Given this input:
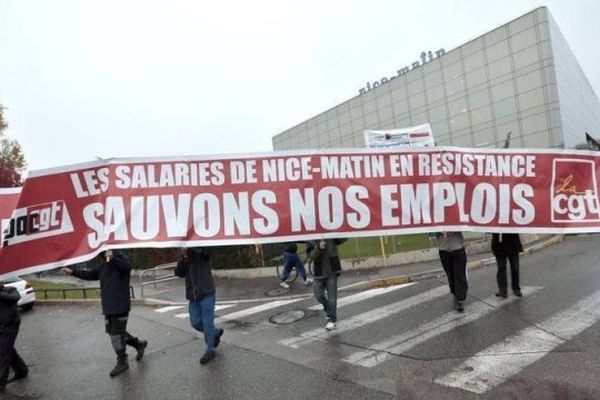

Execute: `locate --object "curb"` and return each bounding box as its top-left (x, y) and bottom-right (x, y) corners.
top-left (356, 234), bottom-right (564, 289)
top-left (35, 297), bottom-right (184, 308)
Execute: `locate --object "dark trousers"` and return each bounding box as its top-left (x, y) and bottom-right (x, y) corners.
top-left (439, 248), bottom-right (468, 302)
top-left (105, 314), bottom-right (142, 360)
top-left (0, 332), bottom-right (28, 388)
top-left (496, 254), bottom-right (521, 294)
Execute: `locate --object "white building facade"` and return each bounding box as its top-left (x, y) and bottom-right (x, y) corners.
top-left (272, 7), bottom-right (600, 151)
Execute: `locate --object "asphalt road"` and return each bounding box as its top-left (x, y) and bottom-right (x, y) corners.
top-left (8, 235), bottom-right (600, 399)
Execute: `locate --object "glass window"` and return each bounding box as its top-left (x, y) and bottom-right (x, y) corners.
top-left (518, 87), bottom-right (545, 111)
top-left (395, 116), bottom-right (411, 128)
top-left (350, 105), bottom-right (363, 120)
top-left (426, 84), bottom-right (445, 104)
top-left (469, 88), bottom-right (491, 109)
top-left (540, 41), bottom-right (553, 60)
top-left (466, 67), bottom-right (487, 88)
top-left (449, 112), bottom-right (469, 130)
top-left (441, 49), bottom-right (462, 66)
top-left (338, 110), bottom-right (351, 124)
top-left (473, 127), bottom-right (496, 146)
top-left (486, 40), bottom-right (509, 63)
top-left (452, 133), bottom-right (473, 147)
top-left (376, 92), bottom-right (392, 108)
top-left (448, 96), bottom-right (468, 116)
top-left (548, 109), bottom-right (561, 129)
top-left (496, 119), bottom-right (519, 142)
top-left (391, 86), bottom-right (407, 103)
top-left (462, 38), bottom-right (483, 57)
top-left (538, 22), bottom-right (550, 41)
top-left (484, 26), bottom-right (508, 47)
top-left (411, 111), bottom-right (428, 125)
top-left (431, 119), bottom-right (449, 136)
top-left (364, 111), bottom-right (379, 127)
top-left (407, 79), bottom-right (424, 96)
top-left (424, 70), bottom-right (443, 89)
top-left (508, 13), bottom-right (535, 35)
top-left (523, 131), bottom-right (550, 147)
top-left (516, 69), bottom-right (543, 93)
top-left (463, 51), bottom-right (485, 72)
top-left (393, 102), bottom-right (410, 119)
top-left (491, 80), bottom-right (516, 102)
top-left (443, 62), bottom-right (463, 83)
top-left (510, 27), bottom-right (538, 53)
top-left (488, 58), bottom-right (512, 80)
top-left (378, 106), bottom-right (394, 123)
top-left (471, 105), bottom-right (493, 126)
top-left (493, 97), bottom-right (518, 118)
top-left (513, 45), bottom-right (540, 70)
top-left (429, 104), bottom-right (448, 122)
top-left (362, 99), bottom-right (377, 115)
top-left (327, 117), bottom-right (339, 131)
top-left (445, 77), bottom-right (466, 96)
top-left (409, 92), bottom-right (426, 110)
top-left (422, 59), bottom-right (441, 75)
top-left (521, 112), bottom-right (548, 135)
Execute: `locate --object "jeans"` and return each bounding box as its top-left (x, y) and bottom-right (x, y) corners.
top-left (281, 251), bottom-right (308, 281)
top-left (189, 292), bottom-right (219, 352)
top-left (313, 274), bottom-right (338, 323)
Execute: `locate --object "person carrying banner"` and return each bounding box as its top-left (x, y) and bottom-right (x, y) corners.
top-left (308, 238), bottom-right (347, 330)
top-left (0, 281), bottom-right (28, 393)
top-left (61, 250), bottom-right (148, 377)
top-left (279, 242), bottom-right (313, 289)
top-left (174, 247), bottom-right (224, 365)
top-left (436, 232), bottom-right (468, 312)
top-left (491, 233), bottom-right (523, 298)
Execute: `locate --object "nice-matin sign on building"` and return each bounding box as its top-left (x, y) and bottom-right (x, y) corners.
top-left (1, 146), bottom-right (600, 277)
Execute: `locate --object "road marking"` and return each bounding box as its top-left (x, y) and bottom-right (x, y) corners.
top-left (217, 298), bottom-right (305, 323)
top-left (279, 285), bottom-right (450, 348)
top-left (155, 306), bottom-right (186, 313)
top-left (435, 288), bottom-right (600, 394)
top-left (308, 283), bottom-right (416, 311)
top-left (175, 313), bottom-right (189, 319)
top-left (344, 286), bottom-right (542, 367)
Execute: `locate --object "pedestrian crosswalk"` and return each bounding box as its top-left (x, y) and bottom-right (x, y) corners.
top-left (152, 281), bottom-right (600, 395)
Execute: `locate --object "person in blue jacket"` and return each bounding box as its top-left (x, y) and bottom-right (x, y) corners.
top-left (62, 250), bottom-right (147, 377)
top-left (175, 247), bottom-right (224, 365)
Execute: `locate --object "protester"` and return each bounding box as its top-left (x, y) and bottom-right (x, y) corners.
top-left (492, 233), bottom-right (523, 298)
top-left (308, 238), bottom-right (347, 330)
top-left (61, 250), bottom-right (148, 377)
top-left (279, 242), bottom-right (313, 289)
top-left (175, 247), bottom-right (223, 365)
top-left (436, 232), bottom-right (468, 312)
top-left (0, 281), bottom-right (28, 393)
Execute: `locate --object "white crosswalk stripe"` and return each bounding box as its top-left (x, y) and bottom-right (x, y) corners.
top-left (344, 286), bottom-right (542, 367)
top-left (435, 288), bottom-right (600, 394)
top-left (216, 298), bottom-right (305, 323)
top-left (308, 283), bottom-right (415, 311)
top-left (154, 305), bottom-right (185, 313)
top-left (279, 285), bottom-right (450, 348)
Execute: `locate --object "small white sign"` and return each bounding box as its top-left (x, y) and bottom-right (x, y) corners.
top-left (364, 123), bottom-right (435, 149)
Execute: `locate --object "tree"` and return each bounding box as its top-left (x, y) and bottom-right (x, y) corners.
top-left (0, 103), bottom-right (27, 187)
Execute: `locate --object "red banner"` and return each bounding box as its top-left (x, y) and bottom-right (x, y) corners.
top-left (1, 147), bottom-right (599, 277)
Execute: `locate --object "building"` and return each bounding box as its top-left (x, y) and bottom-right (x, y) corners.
top-left (272, 7), bottom-right (600, 151)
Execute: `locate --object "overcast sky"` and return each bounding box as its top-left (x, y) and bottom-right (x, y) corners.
top-left (1, 0), bottom-right (599, 173)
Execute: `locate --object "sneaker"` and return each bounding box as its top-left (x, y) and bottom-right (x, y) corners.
top-left (135, 340), bottom-right (148, 361)
top-left (214, 328), bottom-right (224, 348)
top-left (280, 281), bottom-right (290, 289)
top-left (456, 301), bottom-right (465, 313)
top-left (200, 350), bottom-right (216, 365)
top-left (325, 321), bottom-right (336, 330)
top-left (304, 277), bottom-right (314, 286)
top-left (495, 292), bottom-right (508, 299)
top-left (514, 290), bottom-right (523, 297)
top-left (8, 369), bottom-right (28, 383)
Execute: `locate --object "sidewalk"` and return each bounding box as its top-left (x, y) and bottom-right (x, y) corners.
top-left (29, 235), bottom-right (563, 306)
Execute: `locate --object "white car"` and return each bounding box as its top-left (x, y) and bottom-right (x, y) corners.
top-left (4, 276), bottom-right (36, 311)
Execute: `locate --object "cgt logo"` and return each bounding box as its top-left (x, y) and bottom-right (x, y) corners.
top-left (1, 200), bottom-right (74, 247)
top-left (551, 159), bottom-right (600, 222)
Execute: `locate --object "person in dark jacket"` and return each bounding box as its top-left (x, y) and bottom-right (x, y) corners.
top-left (175, 247), bottom-right (223, 364)
top-left (62, 250), bottom-right (148, 377)
top-left (0, 281), bottom-right (28, 393)
top-left (279, 242), bottom-right (313, 289)
top-left (308, 238), bottom-right (347, 330)
top-left (492, 233), bottom-right (523, 298)
top-left (436, 232), bottom-right (468, 312)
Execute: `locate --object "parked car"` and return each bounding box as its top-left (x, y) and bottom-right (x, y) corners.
top-left (4, 276), bottom-right (36, 311)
